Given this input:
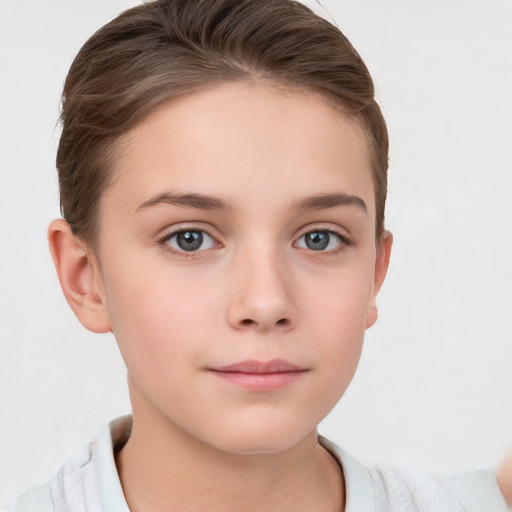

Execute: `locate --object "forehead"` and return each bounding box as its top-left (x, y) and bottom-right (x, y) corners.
top-left (104, 82), bottom-right (375, 220)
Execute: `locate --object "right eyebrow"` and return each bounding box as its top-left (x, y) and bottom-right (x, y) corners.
top-left (136, 192), bottom-right (231, 212)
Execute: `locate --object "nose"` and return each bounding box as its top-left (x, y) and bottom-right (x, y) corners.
top-left (226, 248), bottom-right (295, 332)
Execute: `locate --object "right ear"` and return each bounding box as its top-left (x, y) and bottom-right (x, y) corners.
top-left (48, 219), bottom-right (111, 333)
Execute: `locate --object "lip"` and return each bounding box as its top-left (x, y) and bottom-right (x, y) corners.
top-left (210, 359), bottom-right (308, 392)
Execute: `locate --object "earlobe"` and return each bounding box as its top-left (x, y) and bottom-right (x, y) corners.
top-left (365, 230), bottom-right (393, 329)
top-left (48, 219), bottom-right (112, 333)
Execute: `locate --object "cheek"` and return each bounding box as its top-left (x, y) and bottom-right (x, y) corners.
top-left (303, 260), bottom-right (375, 334)
top-left (301, 264), bottom-right (374, 381)
top-left (102, 261), bottom-right (220, 371)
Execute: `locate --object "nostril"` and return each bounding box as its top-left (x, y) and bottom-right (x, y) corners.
top-left (239, 318), bottom-right (289, 327)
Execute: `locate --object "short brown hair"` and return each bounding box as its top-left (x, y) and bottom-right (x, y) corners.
top-left (57, 0), bottom-right (388, 243)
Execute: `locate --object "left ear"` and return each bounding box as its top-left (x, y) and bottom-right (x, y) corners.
top-left (365, 230), bottom-right (393, 329)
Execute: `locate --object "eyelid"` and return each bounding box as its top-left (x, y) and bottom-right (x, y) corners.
top-left (157, 223), bottom-right (223, 256)
top-left (293, 224), bottom-right (353, 252)
top-left (294, 223), bottom-right (351, 241)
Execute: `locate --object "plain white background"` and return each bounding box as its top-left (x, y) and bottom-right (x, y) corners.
top-left (0, 0), bottom-right (511, 505)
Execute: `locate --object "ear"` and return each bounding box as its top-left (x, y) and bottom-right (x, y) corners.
top-left (365, 230), bottom-right (393, 329)
top-left (48, 219), bottom-right (112, 333)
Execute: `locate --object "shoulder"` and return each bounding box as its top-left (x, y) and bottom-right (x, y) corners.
top-left (7, 416), bottom-right (132, 512)
top-left (370, 463), bottom-right (509, 512)
top-left (319, 436), bottom-right (509, 512)
top-left (7, 439), bottom-right (98, 512)
top-left (7, 483), bottom-right (52, 512)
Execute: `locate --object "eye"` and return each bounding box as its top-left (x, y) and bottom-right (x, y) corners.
top-left (164, 229), bottom-right (217, 252)
top-left (295, 230), bottom-right (345, 252)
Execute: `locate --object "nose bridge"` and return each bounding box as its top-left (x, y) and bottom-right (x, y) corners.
top-left (227, 238), bottom-right (294, 331)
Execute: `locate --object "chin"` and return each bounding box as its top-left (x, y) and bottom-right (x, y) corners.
top-left (201, 418), bottom-right (316, 456)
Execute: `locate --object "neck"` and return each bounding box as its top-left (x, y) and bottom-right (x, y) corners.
top-left (116, 391), bottom-right (344, 512)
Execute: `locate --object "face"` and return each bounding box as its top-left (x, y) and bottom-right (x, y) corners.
top-left (91, 82), bottom-right (390, 455)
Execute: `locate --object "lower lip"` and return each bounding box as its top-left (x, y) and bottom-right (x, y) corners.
top-left (211, 370), bottom-right (306, 392)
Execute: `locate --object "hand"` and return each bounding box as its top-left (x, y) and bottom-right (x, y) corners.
top-left (497, 451), bottom-right (512, 506)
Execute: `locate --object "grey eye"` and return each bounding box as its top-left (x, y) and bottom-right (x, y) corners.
top-left (296, 230), bottom-right (342, 251)
top-left (167, 230), bottom-right (215, 252)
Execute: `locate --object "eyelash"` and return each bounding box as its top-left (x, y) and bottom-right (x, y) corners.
top-left (157, 226), bottom-right (352, 258)
top-left (294, 227), bottom-right (352, 255)
top-left (158, 227), bottom-right (220, 258)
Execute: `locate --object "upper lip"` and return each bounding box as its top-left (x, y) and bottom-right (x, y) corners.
top-left (213, 359), bottom-right (304, 373)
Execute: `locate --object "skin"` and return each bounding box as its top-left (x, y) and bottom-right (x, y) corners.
top-left (49, 82), bottom-right (392, 512)
top-left (498, 453), bottom-right (512, 505)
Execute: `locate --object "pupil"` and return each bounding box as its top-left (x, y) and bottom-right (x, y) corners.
top-left (177, 231), bottom-right (203, 251)
top-left (306, 231), bottom-right (329, 250)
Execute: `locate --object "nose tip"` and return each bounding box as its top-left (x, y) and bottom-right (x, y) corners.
top-left (226, 256), bottom-right (295, 332)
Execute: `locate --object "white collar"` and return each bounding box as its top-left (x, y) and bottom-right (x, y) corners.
top-left (97, 416), bottom-right (131, 511)
top-left (96, 417), bottom-right (375, 512)
top-left (319, 436), bottom-right (376, 512)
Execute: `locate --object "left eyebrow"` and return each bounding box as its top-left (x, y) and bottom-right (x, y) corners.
top-left (294, 193), bottom-right (367, 213)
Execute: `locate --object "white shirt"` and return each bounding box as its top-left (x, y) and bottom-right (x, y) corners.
top-left (9, 416), bottom-right (509, 512)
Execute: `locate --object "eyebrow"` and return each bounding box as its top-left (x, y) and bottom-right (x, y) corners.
top-left (136, 191), bottom-right (367, 214)
top-left (136, 192), bottom-right (231, 212)
top-left (294, 193), bottom-right (367, 213)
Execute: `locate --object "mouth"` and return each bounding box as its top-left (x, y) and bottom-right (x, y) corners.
top-left (209, 359), bottom-right (308, 392)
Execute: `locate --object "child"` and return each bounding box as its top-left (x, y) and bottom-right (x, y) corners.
top-left (7, 0), bottom-right (511, 510)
